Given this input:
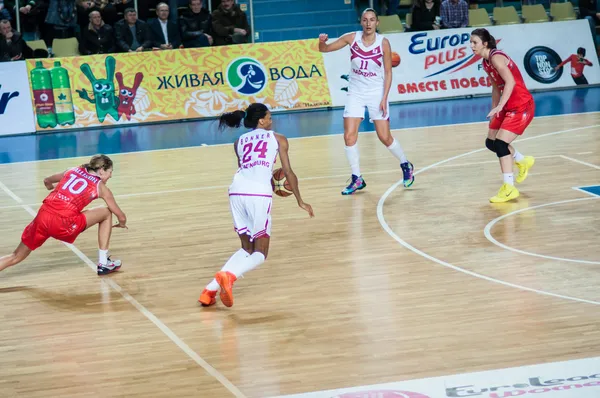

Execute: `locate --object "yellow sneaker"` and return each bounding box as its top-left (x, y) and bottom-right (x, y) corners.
top-left (515, 156), bottom-right (535, 184)
top-left (489, 183), bottom-right (520, 203)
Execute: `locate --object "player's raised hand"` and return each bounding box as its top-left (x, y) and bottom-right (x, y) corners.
top-left (318, 34), bottom-right (329, 43)
top-left (299, 201), bottom-right (315, 218)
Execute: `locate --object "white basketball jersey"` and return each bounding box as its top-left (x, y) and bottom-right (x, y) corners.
top-left (229, 128), bottom-right (279, 196)
top-left (348, 31), bottom-right (385, 94)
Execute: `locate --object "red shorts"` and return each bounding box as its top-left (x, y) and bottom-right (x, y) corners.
top-left (489, 99), bottom-right (535, 135)
top-left (21, 208), bottom-right (87, 250)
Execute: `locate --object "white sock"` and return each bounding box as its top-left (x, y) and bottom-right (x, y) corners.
top-left (230, 252), bottom-right (265, 278)
top-left (205, 248), bottom-right (249, 291)
top-left (98, 249), bottom-right (108, 266)
top-left (344, 144), bottom-right (361, 177)
top-left (503, 173), bottom-right (514, 185)
top-left (513, 149), bottom-right (525, 162)
top-left (387, 139), bottom-right (408, 164)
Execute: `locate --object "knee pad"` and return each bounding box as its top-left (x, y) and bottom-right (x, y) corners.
top-left (485, 138), bottom-right (496, 153)
top-left (494, 139), bottom-right (510, 158)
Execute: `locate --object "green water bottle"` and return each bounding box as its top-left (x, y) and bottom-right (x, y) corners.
top-left (30, 60), bottom-right (57, 128)
top-left (50, 61), bottom-right (76, 126)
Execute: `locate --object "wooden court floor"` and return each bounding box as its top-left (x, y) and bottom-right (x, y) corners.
top-left (0, 112), bottom-right (599, 397)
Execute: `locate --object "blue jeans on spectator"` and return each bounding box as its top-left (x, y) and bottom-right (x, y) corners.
top-left (386, 0), bottom-right (400, 15)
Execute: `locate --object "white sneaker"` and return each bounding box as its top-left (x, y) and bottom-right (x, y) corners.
top-left (97, 257), bottom-right (122, 275)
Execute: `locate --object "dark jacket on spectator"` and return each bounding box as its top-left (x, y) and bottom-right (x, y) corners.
top-left (0, 30), bottom-right (31, 61)
top-left (179, 7), bottom-right (211, 48)
top-left (114, 19), bottom-right (153, 52)
top-left (147, 17), bottom-right (181, 48)
top-left (411, 0), bottom-right (440, 31)
top-left (211, 3), bottom-right (250, 46)
top-left (78, 22), bottom-right (116, 54)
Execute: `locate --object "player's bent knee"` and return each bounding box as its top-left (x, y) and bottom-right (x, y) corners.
top-left (485, 138), bottom-right (496, 153)
top-left (494, 139), bottom-right (510, 158)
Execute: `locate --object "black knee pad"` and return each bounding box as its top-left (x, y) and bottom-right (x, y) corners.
top-left (494, 139), bottom-right (510, 158)
top-left (485, 138), bottom-right (496, 153)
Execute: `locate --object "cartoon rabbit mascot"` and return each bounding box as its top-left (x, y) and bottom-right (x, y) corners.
top-left (76, 56), bottom-right (120, 123)
top-left (116, 72), bottom-right (144, 121)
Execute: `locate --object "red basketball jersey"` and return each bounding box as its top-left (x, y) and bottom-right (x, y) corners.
top-left (482, 49), bottom-right (532, 110)
top-left (42, 167), bottom-right (101, 216)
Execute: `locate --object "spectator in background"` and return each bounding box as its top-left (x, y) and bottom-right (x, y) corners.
top-left (19, 0), bottom-right (48, 41)
top-left (148, 2), bottom-right (181, 49)
top-left (411, 0), bottom-right (440, 31)
top-left (180, 0), bottom-right (212, 48)
top-left (440, 0), bottom-right (468, 29)
top-left (578, 0), bottom-right (599, 47)
top-left (44, 0), bottom-right (78, 48)
top-left (0, 19), bottom-right (31, 61)
top-left (0, 0), bottom-right (12, 21)
top-left (211, 0), bottom-right (250, 46)
top-left (114, 7), bottom-right (153, 52)
top-left (78, 10), bottom-right (115, 54)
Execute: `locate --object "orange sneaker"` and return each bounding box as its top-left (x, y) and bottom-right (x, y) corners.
top-left (198, 289), bottom-right (217, 306)
top-left (215, 271), bottom-right (237, 307)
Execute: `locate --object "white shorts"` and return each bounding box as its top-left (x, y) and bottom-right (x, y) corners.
top-left (343, 92), bottom-right (389, 122)
top-left (229, 194), bottom-right (272, 241)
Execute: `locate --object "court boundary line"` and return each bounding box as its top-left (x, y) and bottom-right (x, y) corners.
top-left (377, 123), bottom-right (600, 307)
top-left (0, 179), bottom-right (248, 398)
top-left (0, 111), bottom-right (598, 167)
top-left (483, 196), bottom-right (600, 266)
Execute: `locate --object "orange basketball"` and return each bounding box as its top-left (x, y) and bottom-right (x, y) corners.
top-left (392, 52), bottom-right (401, 67)
top-left (271, 168), bottom-right (293, 197)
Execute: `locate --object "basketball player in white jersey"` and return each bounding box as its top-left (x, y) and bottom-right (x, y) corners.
top-left (199, 103), bottom-right (314, 308)
top-left (318, 8), bottom-right (414, 195)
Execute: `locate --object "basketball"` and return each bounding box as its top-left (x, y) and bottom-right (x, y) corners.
top-left (271, 168), bottom-right (293, 197)
top-left (392, 52), bottom-right (401, 67)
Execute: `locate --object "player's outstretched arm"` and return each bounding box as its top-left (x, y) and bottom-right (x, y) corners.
top-left (318, 32), bottom-right (354, 53)
top-left (98, 182), bottom-right (128, 228)
top-left (43, 171), bottom-right (66, 190)
top-left (275, 133), bottom-right (314, 218)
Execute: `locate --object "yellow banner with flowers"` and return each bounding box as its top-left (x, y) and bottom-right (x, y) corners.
top-left (26, 40), bottom-right (332, 131)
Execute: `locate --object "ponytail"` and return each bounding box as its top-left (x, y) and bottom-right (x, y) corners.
top-left (218, 103), bottom-right (270, 130)
top-left (471, 28), bottom-right (497, 50)
top-left (82, 154), bottom-right (113, 172)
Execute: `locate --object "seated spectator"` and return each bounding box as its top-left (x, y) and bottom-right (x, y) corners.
top-left (79, 10), bottom-right (115, 54)
top-left (114, 7), bottom-right (153, 52)
top-left (0, 19), bottom-right (31, 61)
top-left (180, 0), bottom-right (212, 48)
top-left (19, 0), bottom-right (48, 41)
top-left (411, 0), bottom-right (440, 31)
top-left (440, 0), bottom-right (468, 29)
top-left (148, 2), bottom-right (181, 49)
top-left (211, 0), bottom-right (250, 46)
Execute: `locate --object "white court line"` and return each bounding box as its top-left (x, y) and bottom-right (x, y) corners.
top-left (0, 180), bottom-right (247, 398)
top-left (0, 156), bottom-right (564, 212)
top-left (560, 155), bottom-right (600, 170)
top-left (483, 196), bottom-right (600, 265)
top-left (377, 123), bottom-right (600, 307)
top-left (0, 111), bottom-right (598, 167)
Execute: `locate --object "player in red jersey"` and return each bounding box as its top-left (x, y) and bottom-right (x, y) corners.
top-left (555, 47), bottom-right (593, 86)
top-left (470, 28), bottom-right (536, 203)
top-left (0, 154), bottom-right (128, 276)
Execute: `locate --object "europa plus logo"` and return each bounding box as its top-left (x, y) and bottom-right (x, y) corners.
top-left (226, 57), bottom-right (268, 95)
top-left (0, 84), bottom-right (19, 115)
top-left (523, 46), bottom-right (563, 84)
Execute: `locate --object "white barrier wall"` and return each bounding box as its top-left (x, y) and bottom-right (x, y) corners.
top-left (323, 20), bottom-right (600, 106)
top-left (0, 61), bottom-right (36, 136)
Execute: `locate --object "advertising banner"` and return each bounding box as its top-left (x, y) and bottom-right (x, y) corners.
top-left (323, 20), bottom-right (600, 107)
top-left (26, 39), bottom-right (331, 131)
top-left (0, 61), bottom-right (36, 136)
